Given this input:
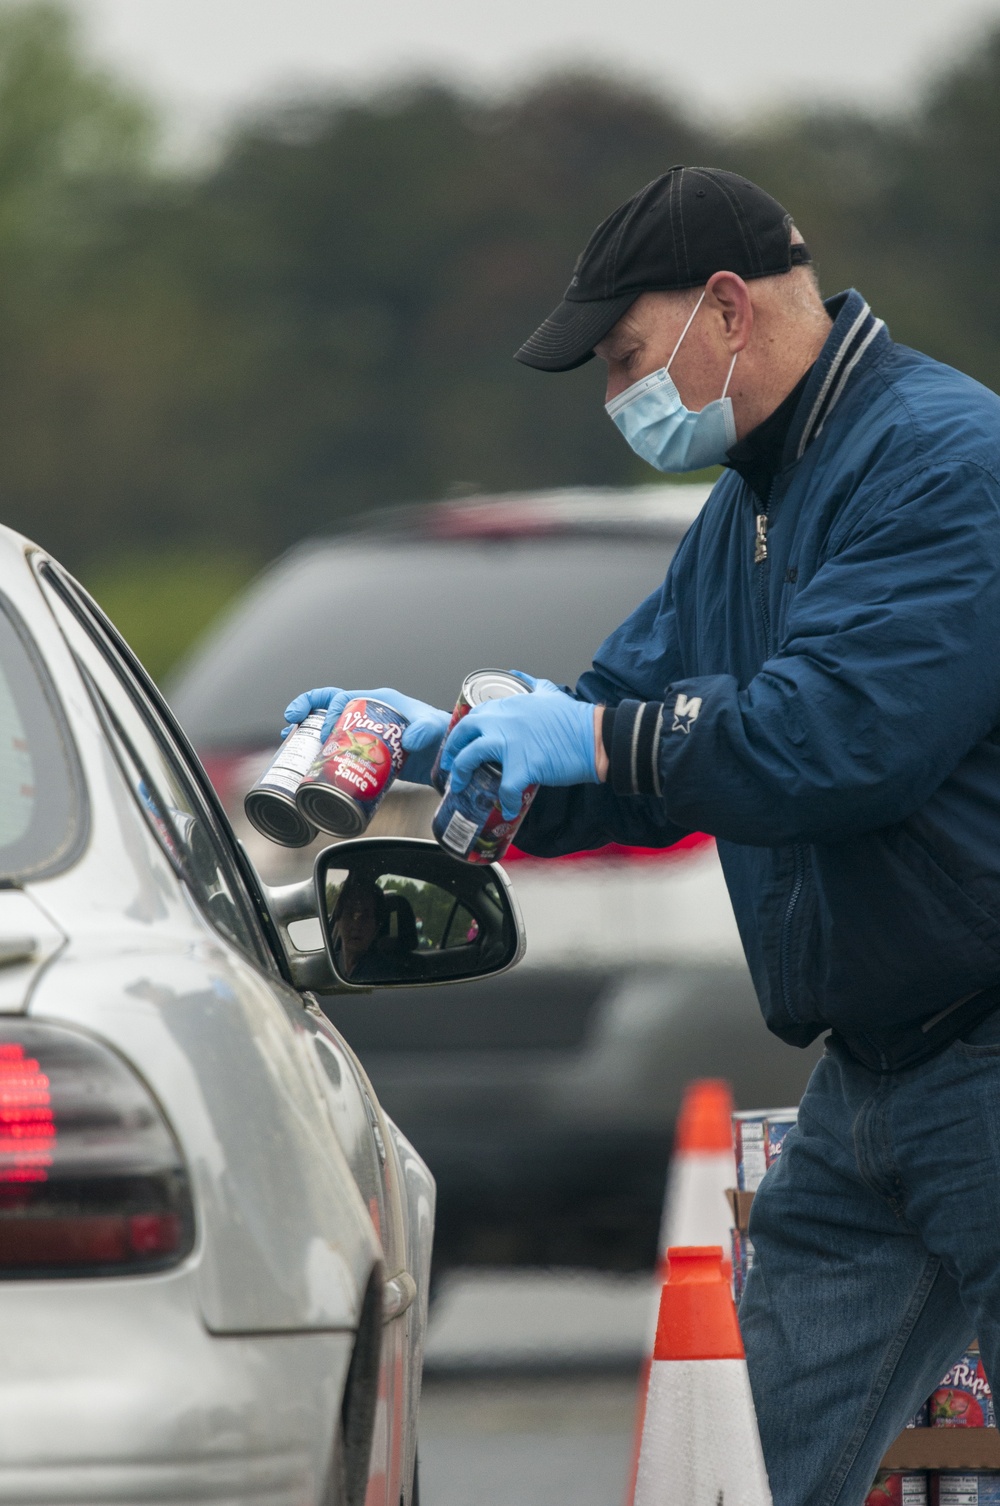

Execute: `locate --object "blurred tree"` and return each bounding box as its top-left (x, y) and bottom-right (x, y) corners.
top-left (0, 1), bottom-right (998, 683)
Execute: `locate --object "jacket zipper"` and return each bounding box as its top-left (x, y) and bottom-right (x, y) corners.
top-left (754, 512), bottom-right (768, 564)
top-left (754, 485), bottom-right (773, 656)
top-left (754, 482), bottom-right (805, 1025)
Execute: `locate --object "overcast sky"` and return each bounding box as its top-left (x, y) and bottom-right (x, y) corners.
top-left (65, 0), bottom-right (1000, 149)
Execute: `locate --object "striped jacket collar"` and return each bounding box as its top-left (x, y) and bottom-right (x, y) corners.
top-left (782, 289), bottom-right (889, 469)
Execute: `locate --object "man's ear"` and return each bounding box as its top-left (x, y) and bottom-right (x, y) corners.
top-left (705, 271), bottom-right (753, 352)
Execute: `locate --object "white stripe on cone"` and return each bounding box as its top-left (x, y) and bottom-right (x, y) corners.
top-left (659, 1150), bottom-right (736, 1256)
top-left (634, 1359), bottom-right (772, 1506)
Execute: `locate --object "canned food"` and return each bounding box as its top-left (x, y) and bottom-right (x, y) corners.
top-left (866, 1471), bottom-right (927, 1504)
top-left (296, 697), bottom-right (409, 837)
top-left (930, 1347), bottom-right (995, 1428)
top-left (430, 669), bottom-right (533, 793)
top-left (732, 1107), bottom-right (798, 1191)
top-left (764, 1110), bottom-right (798, 1168)
top-left (732, 1111), bottom-right (768, 1193)
top-left (433, 762), bottom-right (537, 865)
top-left (731, 1228), bottom-right (754, 1303)
top-left (244, 712), bottom-right (325, 847)
top-left (931, 1475), bottom-right (1000, 1505)
top-left (907, 1400), bottom-right (930, 1428)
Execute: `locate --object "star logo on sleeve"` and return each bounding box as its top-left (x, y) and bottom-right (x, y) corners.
top-left (671, 693), bottom-right (702, 734)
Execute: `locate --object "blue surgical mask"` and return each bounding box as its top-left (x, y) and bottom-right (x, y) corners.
top-left (605, 291), bottom-right (738, 472)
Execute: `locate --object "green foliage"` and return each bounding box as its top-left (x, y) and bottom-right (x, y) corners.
top-left (3, 0), bottom-right (1000, 636)
top-left (82, 549), bottom-right (258, 680)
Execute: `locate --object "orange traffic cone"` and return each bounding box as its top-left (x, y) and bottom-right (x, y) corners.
top-left (633, 1246), bottom-right (772, 1506)
top-left (658, 1079), bottom-right (736, 1261)
top-left (625, 1081), bottom-right (736, 1506)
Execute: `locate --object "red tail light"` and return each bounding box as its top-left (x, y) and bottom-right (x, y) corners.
top-left (0, 1021), bottom-right (194, 1276)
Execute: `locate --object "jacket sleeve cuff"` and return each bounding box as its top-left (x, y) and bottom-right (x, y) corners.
top-left (602, 700), bottom-right (664, 796)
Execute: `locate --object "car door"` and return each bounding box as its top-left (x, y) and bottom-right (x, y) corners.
top-left (35, 556), bottom-right (419, 1505)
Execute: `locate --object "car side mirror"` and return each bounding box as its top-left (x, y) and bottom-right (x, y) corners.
top-left (314, 837), bottom-right (525, 991)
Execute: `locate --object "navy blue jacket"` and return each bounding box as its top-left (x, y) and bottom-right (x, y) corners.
top-left (518, 291), bottom-right (1000, 1069)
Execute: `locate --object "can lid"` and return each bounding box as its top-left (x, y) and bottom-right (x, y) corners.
top-left (463, 669), bottom-right (533, 705)
top-left (244, 788), bottom-right (317, 847)
top-left (297, 782), bottom-right (367, 837)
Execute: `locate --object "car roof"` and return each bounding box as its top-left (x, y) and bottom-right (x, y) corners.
top-left (167, 484), bottom-right (715, 749)
top-left (327, 483), bottom-right (713, 547)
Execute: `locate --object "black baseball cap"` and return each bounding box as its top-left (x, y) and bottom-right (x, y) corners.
top-left (515, 166), bottom-right (811, 372)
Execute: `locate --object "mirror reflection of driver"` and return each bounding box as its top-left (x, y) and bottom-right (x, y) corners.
top-left (329, 873), bottom-right (419, 983)
top-left (330, 874), bottom-right (387, 981)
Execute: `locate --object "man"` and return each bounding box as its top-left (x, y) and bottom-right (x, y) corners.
top-left (287, 167), bottom-right (1000, 1504)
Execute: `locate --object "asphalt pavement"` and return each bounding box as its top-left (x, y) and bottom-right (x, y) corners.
top-left (419, 1269), bottom-right (653, 1506)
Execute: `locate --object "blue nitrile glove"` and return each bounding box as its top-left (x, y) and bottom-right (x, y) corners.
top-left (283, 687), bottom-right (450, 787)
top-left (508, 671), bottom-right (565, 696)
top-left (440, 688), bottom-right (599, 819)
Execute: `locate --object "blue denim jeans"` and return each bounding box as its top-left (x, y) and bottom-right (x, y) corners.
top-left (740, 1014), bottom-right (1000, 1506)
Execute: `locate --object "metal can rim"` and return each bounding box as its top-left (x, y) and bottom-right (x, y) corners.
top-left (461, 669), bottom-right (533, 707)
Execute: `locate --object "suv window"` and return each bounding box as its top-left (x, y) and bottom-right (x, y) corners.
top-left (169, 536), bottom-right (682, 749)
top-left (39, 563), bottom-right (276, 972)
top-left (0, 592), bottom-right (85, 880)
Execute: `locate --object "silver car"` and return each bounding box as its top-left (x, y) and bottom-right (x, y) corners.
top-left (0, 524), bottom-right (516, 1505)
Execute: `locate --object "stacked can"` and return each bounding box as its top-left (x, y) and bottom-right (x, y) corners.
top-left (730, 1108), bottom-right (797, 1302)
top-left (245, 698), bottom-right (409, 844)
top-left (297, 696), bottom-right (409, 836)
top-left (731, 1228), bottom-right (753, 1303)
top-left (926, 1346), bottom-right (997, 1503)
top-left (733, 1107), bottom-right (798, 1193)
top-left (765, 1110), bottom-right (798, 1167)
top-left (431, 669), bottom-right (538, 864)
top-left (931, 1479), bottom-right (1000, 1505)
top-left (931, 1347), bottom-right (995, 1429)
top-left (866, 1473), bottom-right (928, 1504)
top-left (733, 1110), bottom-right (769, 1194)
top-left (244, 712), bottom-right (326, 846)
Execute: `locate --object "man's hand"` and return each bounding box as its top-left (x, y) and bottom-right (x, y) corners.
top-left (283, 686), bottom-right (450, 787)
top-left (439, 688), bottom-right (603, 818)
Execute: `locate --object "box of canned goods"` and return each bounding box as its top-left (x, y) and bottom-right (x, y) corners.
top-left (931, 1347), bottom-right (995, 1428)
top-left (866, 1472), bottom-right (928, 1505)
top-left (931, 1475), bottom-right (1000, 1505)
top-left (297, 697), bottom-right (409, 837)
top-left (430, 668), bottom-right (533, 793)
top-left (244, 711), bottom-right (325, 847)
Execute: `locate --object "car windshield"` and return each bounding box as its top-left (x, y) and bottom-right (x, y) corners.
top-left (0, 598), bottom-right (82, 879)
top-left (168, 535), bottom-right (684, 749)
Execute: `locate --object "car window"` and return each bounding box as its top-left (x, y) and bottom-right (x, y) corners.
top-left (38, 563), bottom-right (275, 971)
top-left (168, 536), bottom-right (682, 750)
top-left (0, 592), bottom-right (86, 880)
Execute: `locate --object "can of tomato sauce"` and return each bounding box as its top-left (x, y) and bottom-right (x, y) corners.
top-left (244, 711), bottom-right (325, 847)
top-left (296, 697), bottom-right (409, 837)
top-left (865, 1471), bottom-right (927, 1504)
top-left (930, 1346), bottom-right (995, 1427)
top-left (430, 669), bottom-right (533, 793)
